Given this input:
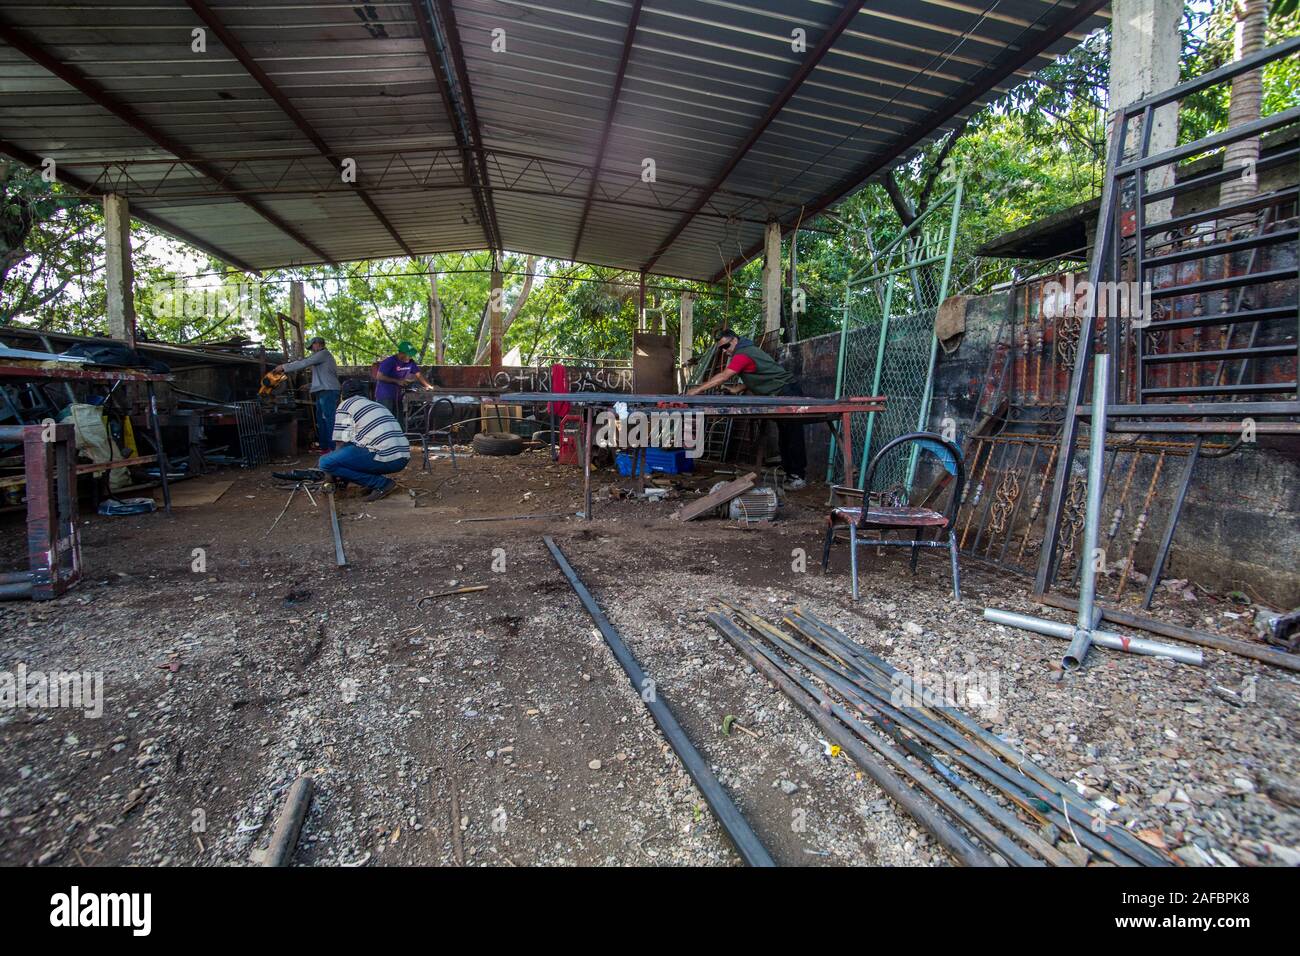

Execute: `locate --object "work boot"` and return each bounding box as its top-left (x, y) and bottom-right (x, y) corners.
top-left (363, 478), bottom-right (397, 502)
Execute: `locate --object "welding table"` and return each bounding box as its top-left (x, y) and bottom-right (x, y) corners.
top-left (506, 392), bottom-right (887, 519)
top-left (0, 363), bottom-right (176, 514)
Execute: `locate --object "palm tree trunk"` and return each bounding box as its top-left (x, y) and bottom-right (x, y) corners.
top-left (1219, 0), bottom-right (1270, 218)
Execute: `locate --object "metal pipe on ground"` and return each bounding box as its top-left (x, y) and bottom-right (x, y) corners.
top-left (260, 775), bottom-right (314, 867)
top-left (784, 608), bottom-right (1170, 866)
top-left (985, 608), bottom-right (1204, 666)
top-left (713, 611), bottom-right (1040, 866)
top-left (1034, 592), bottom-right (1300, 672)
top-left (327, 490), bottom-right (346, 567)
top-left (542, 536), bottom-right (776, 867)
top-left (1064, 353), bottom-right (1109, 669)
top-left (723, 606), bottom-right (1070, 865)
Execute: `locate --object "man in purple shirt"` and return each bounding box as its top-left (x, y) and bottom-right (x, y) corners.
top-left (374, 340), bottom-right (434, 420)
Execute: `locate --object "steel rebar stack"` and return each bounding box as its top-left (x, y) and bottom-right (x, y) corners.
top-left (708, 603), bottom-right (1174, 868)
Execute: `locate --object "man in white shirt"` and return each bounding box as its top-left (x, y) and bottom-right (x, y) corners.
top-left (319, 380), bottom-right (410, 501)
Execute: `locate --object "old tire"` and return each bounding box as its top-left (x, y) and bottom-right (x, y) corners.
top-left (472, 431), bottom-right (525, 456)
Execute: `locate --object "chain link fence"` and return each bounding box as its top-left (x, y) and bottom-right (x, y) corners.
top-left (828, 181), bottom-right (963, 494)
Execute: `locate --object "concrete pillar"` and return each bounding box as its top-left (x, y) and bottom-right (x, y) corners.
top-left (430, 272), bottom-right (444, 365)
top-left (289, 281), bottom-right (305, 360)
top-left (1109, 0), bottom-right (1180, 217)
top-left (489, 261), bottom-right (503, 369)
top-left (103, 194), bottom-right (136, 349)
top-left (678, 292), bottom-right (694, 373)
top-left (760, 220), bottom-right (781, 335)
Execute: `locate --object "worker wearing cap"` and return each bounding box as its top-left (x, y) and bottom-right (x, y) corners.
top-left (686, 328), bottom-right (807, 490)
top-left (276, 336), bottom-right (340, 452)
top-left (374, 340), bottom-right (435, 421)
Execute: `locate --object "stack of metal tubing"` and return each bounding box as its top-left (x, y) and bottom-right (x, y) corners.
top-left (708, 603), bottom-right (1172, 868)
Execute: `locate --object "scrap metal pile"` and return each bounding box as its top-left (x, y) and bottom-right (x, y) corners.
top-left (708, 603), bottom-right (1173, 867)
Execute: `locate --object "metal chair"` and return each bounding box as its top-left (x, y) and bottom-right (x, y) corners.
top-left (413, 397), bottom-right (458, 473)
top-left (821, 431), bottom-right (965, 601)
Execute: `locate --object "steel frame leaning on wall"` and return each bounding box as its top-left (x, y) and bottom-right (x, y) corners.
top-left (1036, 37), bottom-right (1300, 598)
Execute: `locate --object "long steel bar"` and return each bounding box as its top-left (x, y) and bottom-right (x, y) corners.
top-left (707, 612), bottom-right (993, 866)
top-left (786, 609), bottom-right (1169, 866)
top-left (327, 490), bottom-right (346, 567)
top-left (779, 613), bottom-right (1154, 866)
top-left (1063, 354), bottom-right (1109, 668)
top-left (1140, 437), bottom-right (1202, 609)
top-left (544, 538), bottom-right (775, 867)
top-left (723, 606), bottom-right (1059, 866)
top-left (1034, 111), bottom-right (1124, 594)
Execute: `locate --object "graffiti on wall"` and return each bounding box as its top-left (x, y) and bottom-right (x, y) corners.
top-left (483, 365), bottom-right (633, 393)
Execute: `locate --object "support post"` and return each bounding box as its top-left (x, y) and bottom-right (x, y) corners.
top-left (1109, 0), bottom-right (1180, 220)
top-left (1062, 353), bottom-right (1109, 669)
top-left (637, 271), bottom-right (647, 331)
top-left (431, 271), bottom-right (444, 365)
top-left (678, 291), bottom-right (694, 388)
top-left (103, 194), bottom-right (136, 350)
top-left (289, 281), bottom-right (305, 360)
top-left (489, 260), bottom-right (503, 369)
top-left (761, 220), bottom-right (781, 335)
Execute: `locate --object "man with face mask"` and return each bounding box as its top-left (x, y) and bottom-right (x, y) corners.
top-left (686, 329), bottom-right (807, 490)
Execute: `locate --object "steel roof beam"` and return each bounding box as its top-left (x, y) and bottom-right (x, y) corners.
top-left (432, 0), bottom-right (503, 253)
top-left (0, 139), bottom-right (260, 274)
top-left (0, 20), bottom-right (334, 265)
top-left (182, 0), bottom-right (416, 258)
top-left (571, 0), bottom-right (643, 263)
top-left (411, 0), bottom-right (500, 254)
top-left (707, 0), bottom-right (1109, 284)
top-left (639, 0), bottom-right (866, 274)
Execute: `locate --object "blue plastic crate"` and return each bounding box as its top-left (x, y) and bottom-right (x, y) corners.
top-left (616, 449), bottom-right (694, 476)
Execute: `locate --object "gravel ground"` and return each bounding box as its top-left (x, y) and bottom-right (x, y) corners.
top-left (0, 449), bottom-right (1296, 867)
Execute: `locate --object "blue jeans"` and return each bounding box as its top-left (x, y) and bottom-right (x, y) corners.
top-left (319, 444), bottom-right (407, 490)
top-left (315, 390), bottom-right (340, 452)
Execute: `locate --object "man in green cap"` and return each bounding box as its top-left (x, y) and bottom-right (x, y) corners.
top-left (687, 328), bottom-right (808, 489)
top-left (374, 340), bottom-right (435, 420)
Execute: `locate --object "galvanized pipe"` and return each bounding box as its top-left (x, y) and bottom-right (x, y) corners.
top-left (984, 608), bottom-right (1204, 666)
top-left (1064, 353), bottom-right (1109, 669)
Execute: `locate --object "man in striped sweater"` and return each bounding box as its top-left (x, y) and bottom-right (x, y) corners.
top-left (319, 380), bottom-right (410, 502)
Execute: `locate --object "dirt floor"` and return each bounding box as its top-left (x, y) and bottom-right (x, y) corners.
top-left (1, 446), bottom-right (1297, 867)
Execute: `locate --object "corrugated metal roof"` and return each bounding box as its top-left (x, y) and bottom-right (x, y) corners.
top-left (0, 0), bottom-right (1109, 280)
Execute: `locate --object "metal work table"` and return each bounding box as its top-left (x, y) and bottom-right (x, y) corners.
top-left (507, 391), bottom-right (887, 519)
top-left (0, 362), bottom-right (176, 513)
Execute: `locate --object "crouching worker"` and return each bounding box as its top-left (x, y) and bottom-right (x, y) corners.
top-left (320, 380), bottom-right (410, 502)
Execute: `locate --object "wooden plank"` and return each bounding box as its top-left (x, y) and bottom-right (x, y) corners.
top-left (672, 472), bottom-right (756, 521)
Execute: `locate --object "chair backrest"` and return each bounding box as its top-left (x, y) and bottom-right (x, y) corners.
top-left (862, 431), bottom-right (966, 522)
